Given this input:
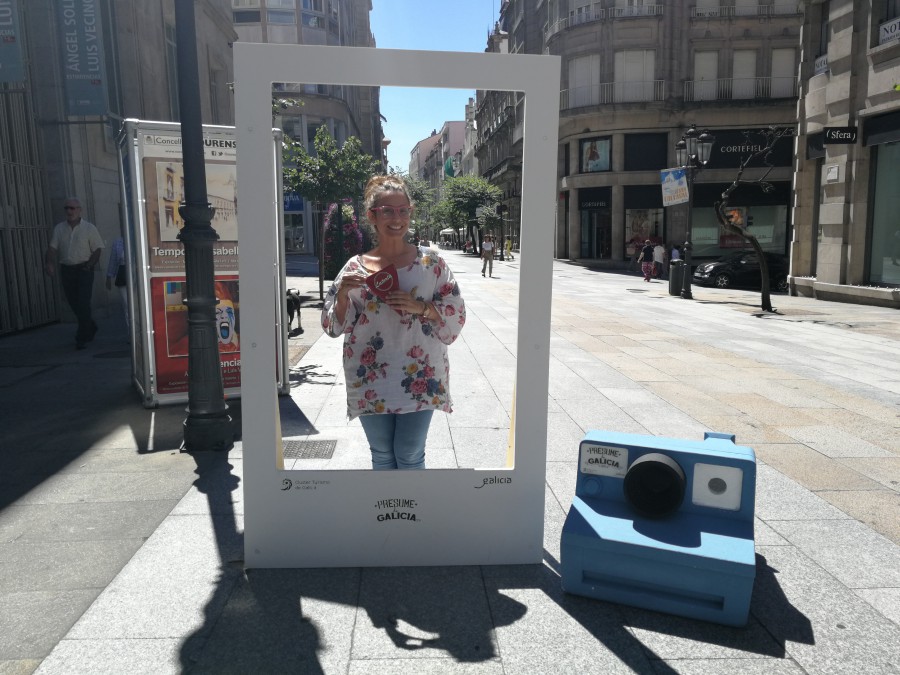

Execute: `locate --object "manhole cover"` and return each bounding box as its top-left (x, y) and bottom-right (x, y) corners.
top-left (283, 439), bottom-right (337, 459)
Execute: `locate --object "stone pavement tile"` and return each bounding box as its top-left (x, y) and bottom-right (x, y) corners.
top-left (170, 457), bottom-right (243, 516)
top-left (450, 428), bottom-right (511, 470)
top-left (816, 489), bottom-right (900, 544)
top-left (691, 416), bottom-right (795, 444)
top-left (837, 456), bottom-right (900, 490)
top-left (545, 412), bottom-right (589, 462)
top-left (552, 396), bottom-right (648, 436)
top-left (753, 465), bottom-right (850, 521)
top-left (805, 390), bottom-right (900, 423)
top-left (620, 608), bottom-right (783, 660)
top-left (649, 657), bottom-right (806, 674)
top-left (446, 397), bottom-right (510, 431)
top-left (609, 363), bottom-right (678, 383)
top-left (750, 381), bottom-right (840, 410)
top-left (753, 443), bottom-right (884, 492)
top-left (597, 388), bottom-right (707, 439)
top-left (755, 518), bottom-right (790, 546)
top-left (777, 425), bottom-right (895, 458)
top-left (285, 425), bottom-right (369, 471)
top-left (674, 374), bottom-right (756, 395)
top-left (767, 519), bottom-right (900, 589)
top-left (854, 587), bottom-right (900, 626)
top-left (35, 639), bottom-right (184, 675)
top-left (11, 471), bottom-right (197, 506)
top-left (0, 539), bottom-right (144, 593)
top-left (348, 659), bottom-right (504, 674)
top-left (643, 382), bottom-right (744, 418)
top-left (545, 461), bottom-right (577, 514)
top-left (0, 590), bottom-right (97, 662)
top-left (570, 360), bottom-right (643, 389)
top-left (66, 514), bottom-right (243, 640)
top-left (753, 545), bottom-right (900, 674)
top-left (482, 565), bottom-right (653, 674)
top-left (189, 568), bottom-right (358, 674)
top-left (810, 409), bottom-right (900, 454)
top-left (54, 447), bottom-right (194, 474)
top-left (0, 658), bottom-right (41, 675)
top-left (0, 500), bottom-right (177, 543)
top-left (715, 396), bottom-right (824, 427)
top-left (352, 567), bottom-right (499, 663)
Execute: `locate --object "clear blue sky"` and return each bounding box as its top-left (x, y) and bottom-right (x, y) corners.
top-left (370, 0), bottom-right (498, 170)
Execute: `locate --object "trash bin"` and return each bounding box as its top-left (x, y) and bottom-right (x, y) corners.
top-left (669, 260), bottom-right (684, 296)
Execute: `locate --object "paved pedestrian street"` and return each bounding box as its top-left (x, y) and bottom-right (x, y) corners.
top-left (1, 251), bottom-right (898, 673)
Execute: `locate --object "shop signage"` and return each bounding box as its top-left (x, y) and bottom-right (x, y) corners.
top-left (56, 0), bottom-right (108, 115)
top-left (823, 127), bottom-right (858, 144)
top-left (879, 17), bottom-right (900, 46)
top-left (707, 129), bottom-right (793, 169)
top-left (0, 0), bottom-right (25, 83)
top-left (578, 187), bottom-right (610, 210)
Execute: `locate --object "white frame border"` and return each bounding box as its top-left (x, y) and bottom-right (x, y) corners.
top-left (235, 44), bottom-right (560, 568)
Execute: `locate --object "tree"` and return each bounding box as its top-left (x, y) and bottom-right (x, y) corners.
top-left (713, 126), bottom-right (793, 313)
top-left (388, 168), bottom-right (435, 240)
top-left (441, 175), bottom-right (502, 255)
top-left (284, 126), bottom-right (380, 299)
top-left (431, 198), bottom-right (468, 247)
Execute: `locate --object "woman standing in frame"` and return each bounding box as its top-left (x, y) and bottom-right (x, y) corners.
top-left (322, 175), bottom-right (466, 470)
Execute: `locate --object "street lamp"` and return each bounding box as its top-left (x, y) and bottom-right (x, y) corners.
top-left (675, 124), bottom-right (715, 300)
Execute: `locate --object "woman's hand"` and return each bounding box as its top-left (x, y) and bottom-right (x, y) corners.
top-left (387, 290), bottom-right (426, 316)
top-left (337, 271), bottom-right (366, 301)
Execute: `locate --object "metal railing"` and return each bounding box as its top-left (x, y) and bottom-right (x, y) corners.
top-left (609, 5), bottom-right (663, 18)
top-left (691, 3), bottom-right (801, 18)
top-left (561, 80), bottom-right (666, 108)
top-left (684, 76), bottom-right (798, 101)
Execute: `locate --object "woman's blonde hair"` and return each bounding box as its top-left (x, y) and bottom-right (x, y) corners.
top-left (363, 175), bottom-right (413, 216)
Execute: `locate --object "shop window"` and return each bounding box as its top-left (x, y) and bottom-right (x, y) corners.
top-left (624, 133), bottom-right (667, 171)
top-left (233, 10), bottom-right (261, 22)
top-left (267, 9), bottom-right (295, 23)
top-left (303, 0), bottom-right (323, 11)
top-left (580, 137), bottom-right (611, 172)
top-left (867, 141), bottom-right (900, 285)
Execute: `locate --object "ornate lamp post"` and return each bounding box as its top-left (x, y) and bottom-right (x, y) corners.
top-left (175, 0), bottom-right (233, 451)
top-left (675, 124), bottom-right (715, 300)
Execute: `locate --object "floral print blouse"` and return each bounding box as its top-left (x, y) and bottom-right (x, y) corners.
top-left (321, 247), bottom-right (466, 420)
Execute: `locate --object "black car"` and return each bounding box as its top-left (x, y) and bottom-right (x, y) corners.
top-left (692, 251), bottom-right (789, 292)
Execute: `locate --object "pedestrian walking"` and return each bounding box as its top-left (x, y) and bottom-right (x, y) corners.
top-left (505, 236), bottom-right (514, 261)
top-left (637, 239), bottom-right (655, 282)
top-left (321, 174), bottom-right (466, 470)
top-left (105, 236), bottom-right (129, 333)
top-left (653, 242), bottom-right (666, 279)
top-left (481, 233), bottom-right (495, 277)
top-left (45, 198), bottom-right (104, 349)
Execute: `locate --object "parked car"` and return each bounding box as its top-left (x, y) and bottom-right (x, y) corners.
top-left (692, 251), bottom-right (789, 292)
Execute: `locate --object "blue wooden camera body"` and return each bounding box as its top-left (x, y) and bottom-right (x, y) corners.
top-left (560, 431), bottom-right (757, 627)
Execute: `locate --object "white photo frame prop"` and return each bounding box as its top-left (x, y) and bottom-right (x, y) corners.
top-left (235, 43), bottom-right (560, 568)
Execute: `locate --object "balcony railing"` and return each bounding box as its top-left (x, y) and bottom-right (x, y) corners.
top-left (691, 3), bottom-right (801, 18)
top-left (545, 5), bottom-right (604, 40)
top-left (561, 80), bottom-right (666, 108)
top-left (684, 76), bottom-right (798, 101)
top-left (609, 5), bottom-right (663, 18)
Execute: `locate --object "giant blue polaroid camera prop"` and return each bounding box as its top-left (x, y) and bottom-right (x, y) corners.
top-left (561, 431), bottom-right (757, 627)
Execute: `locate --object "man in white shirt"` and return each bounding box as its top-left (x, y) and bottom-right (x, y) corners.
top-left (481, 234), bottom-right (495, 277)
top-left (45, 198), bottom-right (104, 349)
top-left (653, 242), bottom-right (666, 279)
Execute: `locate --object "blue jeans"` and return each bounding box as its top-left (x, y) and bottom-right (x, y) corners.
top-left (359, 410), bottom-right (434, 470)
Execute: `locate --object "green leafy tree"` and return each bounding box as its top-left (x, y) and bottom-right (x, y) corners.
top-left (442, 175), bottom-right (502, 255)
top-left (713, 126), bottom-right (793, 313)
top-left (284, 126), bottom-right (379, 299)
top-left (431, 199), bottom-right (468, 247)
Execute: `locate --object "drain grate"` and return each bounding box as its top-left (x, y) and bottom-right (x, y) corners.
top-left (283, 439), bottom-right (337, 459)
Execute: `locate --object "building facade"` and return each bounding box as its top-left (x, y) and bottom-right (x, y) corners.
top-left (546, 0), bottom-right (802, 267)
top-left (473, 0), bottom-right (802, 270)
top-left (1, 0), bottom-right (236, 335)
top-left (791, 0), bottom-right (900, 306)
top-left (233, 0), bottom-right (382, 254)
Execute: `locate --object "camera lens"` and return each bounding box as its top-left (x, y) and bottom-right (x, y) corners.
top-left (623, 453), bottom-right (686, 518)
